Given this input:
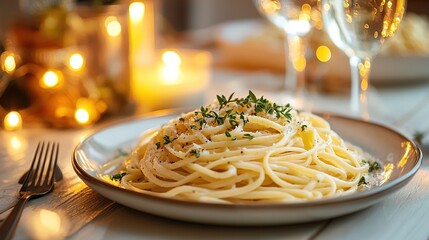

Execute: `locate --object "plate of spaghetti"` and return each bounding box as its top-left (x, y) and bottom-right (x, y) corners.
top-left (73, 91), bottom-right (422, 225)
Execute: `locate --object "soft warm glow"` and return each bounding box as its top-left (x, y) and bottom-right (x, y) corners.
top-left (316, 45), bottom-right (332, 62)
top-left (160, 51), bottom-right (182, 85)
top-left (161, 66), bottom-right (180, 85)
top-left (292, 56), bottom-right (306, 72)
top-left (10, 136), bottom-right (23, 151)
top-left (39, 209), bottom-right (61, 234)
top-left (129, 2), bottom-right (145, 23)
top-left (260, 0), bottom-right (281, 14)
top-left (41, 70), bottom-right (60, 88)
top-left (162, 51), bottom-right (182, 66)
top-left (75, 108), bottom-right (90, 125)
top-left (105, 16), bottom-right (122, 37)
top-left (2, 53), bottom-right (16, 73)
top-left (68, 53), bottom-right (84, 71)
top-left (4, 111), bottom-right (22, 131)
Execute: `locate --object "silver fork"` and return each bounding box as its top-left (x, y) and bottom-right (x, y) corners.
top-left (0, 141), bottom-right (59, 240)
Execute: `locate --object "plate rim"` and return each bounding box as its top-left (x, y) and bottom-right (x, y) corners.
top-left (72, 110), bottom-right (423, 210)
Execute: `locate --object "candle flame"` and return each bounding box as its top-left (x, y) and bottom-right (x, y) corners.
top-left (162, 51), bottom-right (181, 66)
top-left (4, 111), bottom-right (22, 131)
top-left (129, 2), bottom-right (145, 23)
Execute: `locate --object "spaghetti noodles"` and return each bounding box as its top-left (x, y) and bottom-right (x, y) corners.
top-left (115, 91), bottom-right (373, 203)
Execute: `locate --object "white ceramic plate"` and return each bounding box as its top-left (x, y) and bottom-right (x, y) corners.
top-left (215, 20), bottom-right (429, 83)
top-left (73, 111), bottom-right (422, 225)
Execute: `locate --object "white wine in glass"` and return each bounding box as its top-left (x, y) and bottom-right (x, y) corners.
top-left (254, 0), bottom-right (321, 108)
top-left (322, 0), bottom-right (406, 118)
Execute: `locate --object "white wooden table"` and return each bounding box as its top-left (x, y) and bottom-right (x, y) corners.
top-left (1, 69), bottom-right (429, 240)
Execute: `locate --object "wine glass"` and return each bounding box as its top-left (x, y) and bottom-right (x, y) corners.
top-left (254, 0), bottom-right (322, 109)
top-left (322, 0), bottom-right (406, 118)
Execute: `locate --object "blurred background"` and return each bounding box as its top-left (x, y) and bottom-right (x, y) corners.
top-left (1, 0), bottom-right (429, 131)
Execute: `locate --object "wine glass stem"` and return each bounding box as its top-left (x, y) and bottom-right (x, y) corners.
top-left (284, 34), bottom-right (307, 108)
top-left (349, 55), bottom-right (371, 119)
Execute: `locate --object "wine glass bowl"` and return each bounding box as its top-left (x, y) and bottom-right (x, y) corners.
top-left (322, 0), bottom-right (406, 117)
top-left (254, 0), bottom-right (322, 109)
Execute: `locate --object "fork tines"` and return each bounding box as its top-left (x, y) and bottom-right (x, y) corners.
top-left (23, 141), bottom-right (59, 189)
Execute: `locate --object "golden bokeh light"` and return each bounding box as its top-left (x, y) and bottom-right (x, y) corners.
top-left (316, 45), bottom-right (332, 62)
top-left (68, 53), bottom-right (84, 71)
top-left (41, 70), bottom-right (61, 88)
top-left (260, 0), bottom-right (281, 15)
top-left (4, 111), bottom-right (22, 131)
top-left (2, 52), bottom-right (16, 73)
top-left (75, 108), bottom-right (90, 125)
top-left (129, 2), bottom-right (145, 23)
top-left (162, 51), bottom-right (182, 66)
top-left (105, 16), bottom-right (122, 37)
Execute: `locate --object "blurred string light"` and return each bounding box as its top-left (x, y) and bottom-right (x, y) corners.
top-left (41, 70), bottom-right (61, 88)
top-left (68, 53), bottom-right (84, 71)
top-left (4, 111), bottom-right (22, 131)
top-left (105, 16), bottom-right (122, 37)
top-left (74, 108), bottom-right (90, 125)
top-left (1, 52), bottom-right (17, 73)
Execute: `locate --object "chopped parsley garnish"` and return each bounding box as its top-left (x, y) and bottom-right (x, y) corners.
top-left (368, 161), bottom-right (380, 172)
top-left (193, 91), bottom-right (293, 132)
top-left (225, 131), bottom-right (231, 137)
top-left (301, 125), bottom-right (308, 132)
top-left (362, 160), bottom-right (380, 172)
top-left (232, 136), bottom-right (237, 141)
top-left (358, 176), bottom-right (367, 186)
top-left (243, 133), bottom-right (255, 140)
top-left (163, 135), bottom-right (177, 145)
top-left (111, 172), bottom-right (127, 181)
top-left (155, 142), bottom-right (161, 149)
top-left (190, 125), bottom-right (197, 129)
top-left (190, 149), bottom-right (201, 158)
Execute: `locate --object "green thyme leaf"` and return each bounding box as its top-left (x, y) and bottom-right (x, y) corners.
top-left (358, 176), bottom-right (367, 186)
top-left (368, 161), bottom-right (380, 172)
top-left (163, 135), bottom-right (177, 145)
top-left (190, 149), bottom-right (201, 158)
top-left (225, 131), bottom-right (231, 137)
top-left (155, 142), bottom-right (161, 149)
top-left (243, 133), bottom-right (254, 140)
top-left (111, 172), bottom-right (127, 181)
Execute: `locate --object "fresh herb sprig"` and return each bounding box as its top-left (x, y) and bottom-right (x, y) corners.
top-left (194, 91), bottom-right (293, 130)
top-left (189, 149), bottom-right (201, 158)
top-left (111, 172), bottom-right (127, 181)
top-left (362, 160), bottom-right (380, 172)
top-left (358, 176), bottom-right (367, 186)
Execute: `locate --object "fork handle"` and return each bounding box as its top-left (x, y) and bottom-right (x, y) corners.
top-left (0, 194), bottom-right (31, 240)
